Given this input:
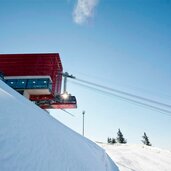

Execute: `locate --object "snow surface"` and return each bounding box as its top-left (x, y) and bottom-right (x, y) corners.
top-left (1, 79), bottom-right (171, 171)
top-left (0, 80), bottom-right (118, 171)
top-left (98, 143), bottom-right (171, 171)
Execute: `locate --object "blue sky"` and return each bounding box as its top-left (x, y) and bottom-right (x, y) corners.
top-left (0, 0), bottom-right (171, 149)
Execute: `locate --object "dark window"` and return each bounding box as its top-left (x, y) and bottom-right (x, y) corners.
top-left (6, 79), bottom-right (18, 88)
top-left (5, 78), bottom-right (52, 91)
top-left (16, 79), bottom-right (27, 89)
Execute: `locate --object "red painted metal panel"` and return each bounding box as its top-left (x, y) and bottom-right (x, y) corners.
top-left (39, 103), bottom-right (77, 109)
top-left (51, 103), bottom-right (77, 109)
top-left (30, 94), bottom-right (54, 101)
top-left (0, 53), bottom-right (63, 95)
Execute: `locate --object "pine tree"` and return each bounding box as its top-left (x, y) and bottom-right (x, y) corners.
top-left (107, 137), bottom-right (111, 143)
top-left (116, 129), bottom-right (127, 144)
top-left (111, 138), bottom-right (116, 144)
top-left (142, 132), bottom-right (152, 146)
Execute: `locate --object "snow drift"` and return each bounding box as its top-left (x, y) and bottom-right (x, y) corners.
top-left (98, 143), bottom-right (171, 171)
top-left (0, 80), bottom-right (118, 171)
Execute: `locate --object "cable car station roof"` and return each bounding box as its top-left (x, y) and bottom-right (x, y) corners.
top-left (0, 53), bottom-right (63, 94)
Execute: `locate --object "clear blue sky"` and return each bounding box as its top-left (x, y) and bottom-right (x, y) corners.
top-left (1, 0), bottom-right (171, 149)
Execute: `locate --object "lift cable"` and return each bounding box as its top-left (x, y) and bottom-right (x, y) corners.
top-left (75, 78), bottom-right (171, 109)
top-left (60, 109), bottom-right (75, 117)
top-left (69, 78), bottom-right (171, 116)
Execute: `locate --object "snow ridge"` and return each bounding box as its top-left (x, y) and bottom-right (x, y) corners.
top-left (0, 80), bottom-right (118, 171)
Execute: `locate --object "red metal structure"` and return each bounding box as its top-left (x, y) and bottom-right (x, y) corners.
top-left (0, 53), bottom-right (77, 109)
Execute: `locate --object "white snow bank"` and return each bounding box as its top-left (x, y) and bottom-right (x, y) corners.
top-left (0, 80), bottom-right (118, 171)
top-left (98, 143), bottom-right (171, 171)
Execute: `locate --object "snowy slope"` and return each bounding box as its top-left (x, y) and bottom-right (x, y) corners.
top-left (98, 143), bottom-right (171, 171)
top-left (0, 80), bottom-right (118, 171)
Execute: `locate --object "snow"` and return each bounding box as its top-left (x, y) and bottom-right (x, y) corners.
top-left (0, 80), bottom-right (118, 171)
top-left (98, 143), bottom-right (171, 171)
top-left (1, 79), bottom-right (171, 171)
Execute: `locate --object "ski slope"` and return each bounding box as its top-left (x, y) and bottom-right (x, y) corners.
top-left (0, 80), bottom-right (118, 171)
top-left (98, 143), bottom-right (171, 171)
top-left (1, 79), bottom-right (171, 171)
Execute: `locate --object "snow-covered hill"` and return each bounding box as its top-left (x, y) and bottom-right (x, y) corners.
top-left (98, 143), bottom-right (171, 171)
top-left (1, 79), bottom-right (171, 171)
top-left (0, 80), bottom-right (118, 171)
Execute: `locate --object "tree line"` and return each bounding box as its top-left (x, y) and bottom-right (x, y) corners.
top-left (107, 129), bottom-right (152, 146)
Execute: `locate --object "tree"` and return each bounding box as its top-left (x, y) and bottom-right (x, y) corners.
top-left (107, 137), bottom-right (112, 143)
top-left (111, 138), bottom-right (116, 144)
top-left (107, 137), bottom-right (116, 144)
top-left (116, 129), bottom-right (127, 144)
top-left (142, 132), bottom-right (152, 146)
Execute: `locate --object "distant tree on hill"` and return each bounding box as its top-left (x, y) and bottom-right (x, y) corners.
top-left (111, 138), bottom-right (116, 144)
top-left (142, 132), bottom-right (152, 146)
top-left (107, 137), bottom-right (116, 144)
top-left (107, 137), bottom-right (111, 143)
top-left (116, 129), bottom-right (127, 144)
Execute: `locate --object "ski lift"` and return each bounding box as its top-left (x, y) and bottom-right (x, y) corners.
top-left (0, 53), bottom-right (77, 109)
top-left (46, 72), bottom-right (77, 109)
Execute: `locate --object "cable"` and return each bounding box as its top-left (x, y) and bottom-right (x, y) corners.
top-left (75, 78), bottom-right (171, 109)
top-left (69, 80), bottom-right (171, 116)
top-left (61, 109), bottom-right (75, 117)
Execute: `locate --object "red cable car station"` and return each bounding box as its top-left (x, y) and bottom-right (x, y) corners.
top-left (0, 53), bottom-right (77, 109)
